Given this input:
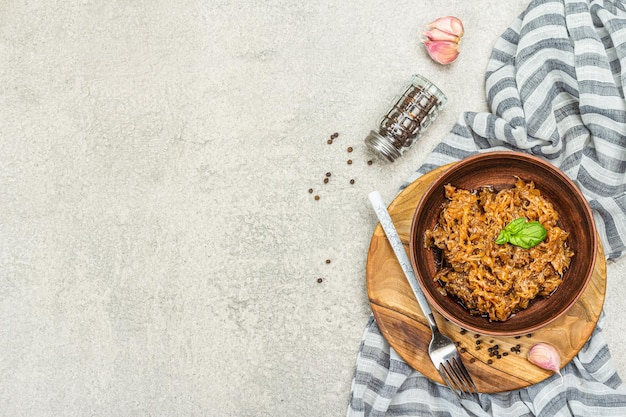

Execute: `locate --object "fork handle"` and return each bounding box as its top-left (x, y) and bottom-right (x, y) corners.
top-left (368, 191), bottom-right (438, 330)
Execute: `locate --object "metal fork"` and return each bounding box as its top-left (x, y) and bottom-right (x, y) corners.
top-left (368, 191), bottom-right (478, 400)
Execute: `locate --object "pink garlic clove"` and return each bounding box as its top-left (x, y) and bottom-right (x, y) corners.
top-left (421, 40), bottom-right (461, 65)
top-left (528, 343), bottom-right (563, 380)
top-left (427, 16), bottom-right (465, 38)
top-left (421, 27), bottom-right (461, 44)
top-left (420, 16), bottom-right (464, 65)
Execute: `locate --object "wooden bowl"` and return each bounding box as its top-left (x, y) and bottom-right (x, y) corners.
top-left (409, 151), bottom-right (598, 336)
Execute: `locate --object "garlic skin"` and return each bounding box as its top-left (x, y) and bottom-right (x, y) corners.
top-left (422, 40), bottom-right (460, 65)
top-left (428, 16), bottom-right (465, 38)
top-left (420, 16), bottom-right (464, 65)
top-left (528, 343), bottom-right (563, 380)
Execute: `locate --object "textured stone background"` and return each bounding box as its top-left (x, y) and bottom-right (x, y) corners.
top-left (2, 1), bottom-right (625, 416)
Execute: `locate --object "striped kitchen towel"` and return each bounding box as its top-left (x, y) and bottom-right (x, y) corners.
top-left (348, 0), bottom-right (626, 416)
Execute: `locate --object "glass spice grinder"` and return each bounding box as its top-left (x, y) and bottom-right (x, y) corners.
top-left (364, 74), bottom-right (447, 162)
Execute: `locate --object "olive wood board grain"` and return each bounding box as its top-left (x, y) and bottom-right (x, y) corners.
top-left (366, 163), bottom-right (606, 393)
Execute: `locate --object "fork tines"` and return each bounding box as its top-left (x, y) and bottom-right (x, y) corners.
top-left (438, 358), bottom-right (478, 400)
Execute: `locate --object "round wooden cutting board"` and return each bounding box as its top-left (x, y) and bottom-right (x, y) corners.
top-left (366, 164), bottom-right (606, 393)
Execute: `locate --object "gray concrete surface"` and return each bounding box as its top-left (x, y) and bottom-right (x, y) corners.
top-left (2, 1), bottom-right (625, 416)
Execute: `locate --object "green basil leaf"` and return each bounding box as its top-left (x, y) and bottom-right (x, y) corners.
top-left (521, 222), bottom-right (547, 246)
top-left (508, 234), bottom-right (529, 249)
top-left (506, 217), bottom-right (526, 234)
top-left (495, 230), bottom-right (510, 244)
top-left (495, 218), bottom-right (547, 249)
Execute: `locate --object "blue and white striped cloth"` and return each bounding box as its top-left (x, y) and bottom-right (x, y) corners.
top-left (348, 0), bottom-right (626, 415)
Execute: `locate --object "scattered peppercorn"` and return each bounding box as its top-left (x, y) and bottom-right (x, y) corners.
top-left (347, 160), bottom-right (352, 165)
top-left (367, 160), bottom-right (373, 165)
top-left (349, 179), bottom-right (355, 184)
top-left (317, 278), bottom-right (323, 283)
top-left (323, 178), bottom-right (329, 184)
top-left (460, 347), bottom-right (466, 353)
top-left (308, 188), bottom-right (313, 193)
top-left (326, 172), bottom-right (331, 177)
top-left (460, 329), bottom-right (467, 335)
top-left (488, 344), bottom-right (502, 358)
top-left (325, 259), bottom-right (331, 264)
top-left (474, 334), bottom-right (480, 339)
top-left (526, 333), bottom-right (532, 338)
top-left (469, 358), bottom-right (476, 363)
top-left (327, 139), bottom-right (333, 144)
top-left (347, 147), bottom-right (353, 153)
top-left (487, 359), bottom-right (493, 365)
top-left (314, 195), bottom-right (320, 200)
top-left (332, 132), bottom-right (339, 138)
